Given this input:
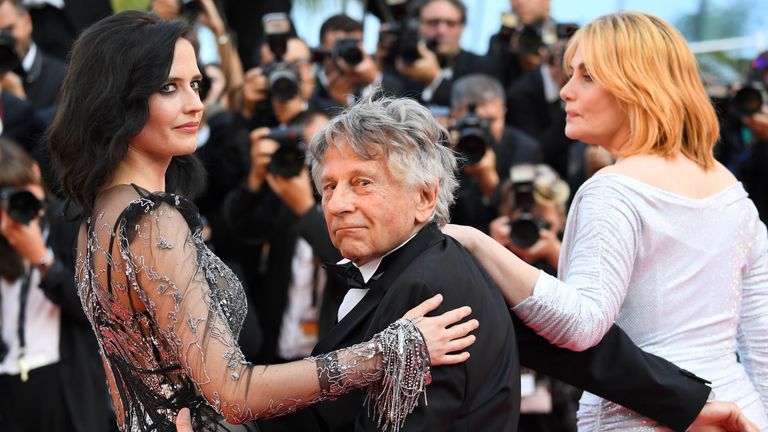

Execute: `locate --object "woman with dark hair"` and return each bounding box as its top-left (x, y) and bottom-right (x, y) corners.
top-left (48, 11), bottom-right (478, 432)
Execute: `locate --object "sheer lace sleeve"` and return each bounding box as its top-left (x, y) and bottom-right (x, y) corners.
top-left (115, 194), bottom-right (429, 428)
top-left (737, 216), bottom-right (768, 407)
top-left (511, 179), bottom-right (639, 351)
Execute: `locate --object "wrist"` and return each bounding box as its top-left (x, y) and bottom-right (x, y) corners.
top-left (33, 247), bottom-right (54, 275)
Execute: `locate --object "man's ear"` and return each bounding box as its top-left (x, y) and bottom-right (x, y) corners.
top-left (414, 182), bottom-right (439, 224)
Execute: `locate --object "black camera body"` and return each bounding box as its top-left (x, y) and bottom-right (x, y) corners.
top-left (730, 81), bottom-right (768, 118)
top-left (381, 19), bottom-right (437, 66)
top-left (265, 125), bottom-right (306, 178)
top-left (262, 61), bottom-right (300, 102)
top-left (332, 38), bottom-right (364, 66)
top-left (0, 28), bottom-right (20, 75)
top-left (496, 14), bottom-right (578, 56)
top-left (0, 187), bottom-right (43, 225)
top-left (179, 0), bottom-right (203, 21)
top-left (452, 104), bottom-right (491, 165)
top-left (507, 166), bottom-right (551, 249)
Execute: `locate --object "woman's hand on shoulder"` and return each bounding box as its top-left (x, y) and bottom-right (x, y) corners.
top-left (403, 294), bottom-right (478, 366)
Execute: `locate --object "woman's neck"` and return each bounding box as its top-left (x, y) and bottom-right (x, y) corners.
top-left (104, 148), bottom-right (169, 194)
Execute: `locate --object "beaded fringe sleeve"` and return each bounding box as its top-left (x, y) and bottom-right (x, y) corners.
top-left (310, 318), bottom-right (432, 432)
top-left (77, 187), bottom-right (431, 432)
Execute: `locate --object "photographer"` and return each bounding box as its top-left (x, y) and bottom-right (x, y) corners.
top-left (231, 14), bottom-right (314, 131)
top-left (487, 0), bottom-right (556, 88)
top-left (448, 73), bottom-right (540, 230)
top-left (490, 164), bottom-right (567, 274)
top-left (0, 0), bottom-right (65, 121)
top-left (506, 35), bottom-right (588, 194)
top-left (394, 0), bottom-right (502, 110)
top-left (0, 138), bottom-right (111, 432)
top-left (222, 112), bottom-right (341, 432)
top-left (722, 52), bottom-right (768, 224)
top-left (311, 14), bottom-right (403, 117)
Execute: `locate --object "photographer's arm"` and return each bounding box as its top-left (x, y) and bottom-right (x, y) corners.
top-left (198, 0), bottom-right (243, 91)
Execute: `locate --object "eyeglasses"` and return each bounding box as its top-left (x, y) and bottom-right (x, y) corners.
top-left (420, 18), bottom-right (463, 29)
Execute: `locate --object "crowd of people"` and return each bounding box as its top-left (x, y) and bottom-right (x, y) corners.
top-left (0, 0), bottom-right (766, 431)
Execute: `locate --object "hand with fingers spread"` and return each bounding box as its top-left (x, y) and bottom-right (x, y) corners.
top-left (403, 294), bottom-right (478, 366)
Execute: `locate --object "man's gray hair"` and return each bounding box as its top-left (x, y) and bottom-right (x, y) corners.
top-left (308, 93), bottom-right (458, 226)
top-left (450, 73), bottom-right (505, 111)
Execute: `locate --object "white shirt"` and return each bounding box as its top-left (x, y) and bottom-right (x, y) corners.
top-left (0, 270), bottom-right (61, 375)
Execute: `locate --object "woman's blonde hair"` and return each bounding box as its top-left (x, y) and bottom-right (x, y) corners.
top-left (563, 11), bottom-right (718, 169)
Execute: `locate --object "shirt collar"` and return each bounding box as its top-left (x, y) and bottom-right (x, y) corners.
top-left (22, 42), bottom-right (36, 73)
top-left (336, 230), bottom-right (421, 283)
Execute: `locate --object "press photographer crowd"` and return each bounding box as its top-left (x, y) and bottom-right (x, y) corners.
top-left (0, 0), bottom-right (766, 431)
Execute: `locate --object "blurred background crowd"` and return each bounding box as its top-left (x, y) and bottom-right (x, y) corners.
top-left (0, 0), bottom-right (767, 431)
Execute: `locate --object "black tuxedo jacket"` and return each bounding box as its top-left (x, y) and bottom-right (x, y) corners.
top-left (312, 223), bottom-right (519, 431)
top-left (312, 224), bottom-right (711, 432)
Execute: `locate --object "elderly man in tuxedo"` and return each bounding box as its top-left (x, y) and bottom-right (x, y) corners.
top-left (226, 94), bottom-right (751, 432)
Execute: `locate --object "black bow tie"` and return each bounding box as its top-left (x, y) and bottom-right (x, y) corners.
top-left (325, 261), bottom-right (386, 291)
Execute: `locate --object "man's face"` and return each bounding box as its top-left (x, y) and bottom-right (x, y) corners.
top-left (418, 0), bottom-right (464, 57)
top-left (510, 0), bottom-right (551, 25)
top-left (0, 2), bottom-right (32, 57)
top-left (319, 143), bottom-right (432, 265)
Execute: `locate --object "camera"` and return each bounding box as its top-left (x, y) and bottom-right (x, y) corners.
top-left (179, 0), bottom-right (203, 21)
top-left (265, 125), bottom-right (306, 178)
top-left (452, 104), bottom-right (491, 165)
top-left (262, 61), bottom-right (300, 102)
top-left (332, 38), bottom-right (364, 66)
top-left (507, 165), bottom-right (551, 249)
top-left (0, 187), bottom-right (43, 225)
top-left (380, 18), bottom-right (437, 66)
top-left (0, 29), bottom-right (20, 75)
top-left (496, 14), bottom-right (578, 55)
top-left (729, 81), bottom-right (768, 118)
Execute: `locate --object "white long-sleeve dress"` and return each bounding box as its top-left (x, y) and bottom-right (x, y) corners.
top-left (513, 173), bottom-right (768, 431)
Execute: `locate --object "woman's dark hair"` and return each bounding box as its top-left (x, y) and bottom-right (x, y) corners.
top-left (48, 10), bottom-right (204, 213)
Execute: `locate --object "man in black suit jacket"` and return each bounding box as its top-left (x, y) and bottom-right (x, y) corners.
top-left (305, 95), bottom-right (757, 432)
top-left (0, 0), bottom-right (67, 123)
top-left (308, 94), bottom-right (517, 431)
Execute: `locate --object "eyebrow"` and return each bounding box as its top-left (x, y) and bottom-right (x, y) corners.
top-left (166, 74), bottom-right (204, 82)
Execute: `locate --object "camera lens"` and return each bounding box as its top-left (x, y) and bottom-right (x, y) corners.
top-left (268, 144), bottom-right (306, 178)
top-left (5, 190), bottom-right (43, 225)
top-left (731, 86), bottom-right (763, 117)
top-left (456, 129), bottom-right (487, 165)
top-left (267, 63), bottom-right (300, 102)
top-left (509, 216), bottom-right (540, 249)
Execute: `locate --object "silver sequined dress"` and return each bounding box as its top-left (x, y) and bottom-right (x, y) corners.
top-left (513, 174), bottom-right (768, 431)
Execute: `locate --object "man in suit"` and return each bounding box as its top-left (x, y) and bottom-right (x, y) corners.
top-left (306, 95), bottom-right (756, 432)
top-left (0, 138), bottom-right (112, 432)
top-left (0, 0), bottom-right (67, 122)
top-left (308, 94), bottom-right (518, 431)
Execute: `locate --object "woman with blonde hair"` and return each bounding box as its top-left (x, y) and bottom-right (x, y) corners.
top-left (445, 11), bottom-right (768, 430)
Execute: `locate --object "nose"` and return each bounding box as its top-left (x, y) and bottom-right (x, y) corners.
top-left (185, 84), bottom-right (205, 114)
top-left (324, 183), bottom-right (355, 216)
top-left (560, 76), bottom-right (574, 102)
